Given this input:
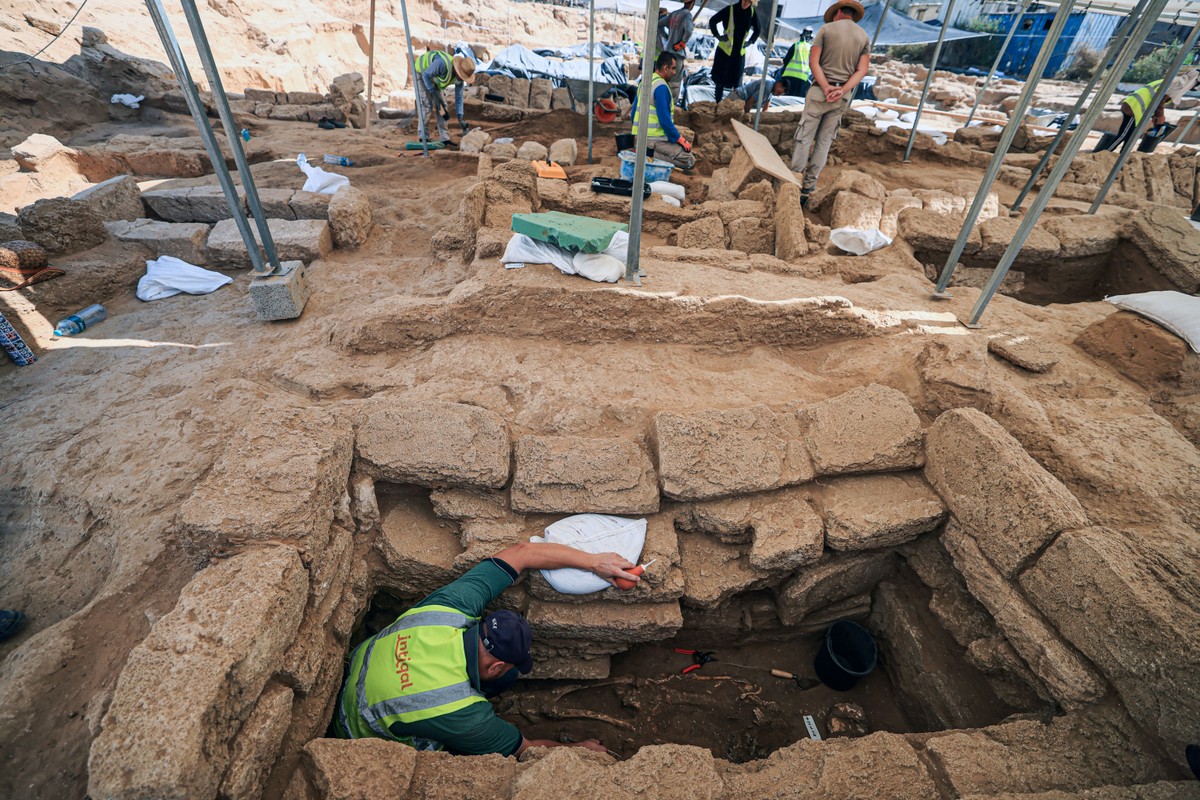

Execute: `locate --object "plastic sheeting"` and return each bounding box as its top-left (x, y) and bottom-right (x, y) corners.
top-left (482, 44), bottom-right (628, 93)
top-left (779, 5), bottom-right (985, 47)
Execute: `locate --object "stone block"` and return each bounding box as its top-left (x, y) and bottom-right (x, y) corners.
top-left (527, 600), bottom-right (683, 643)
top-left (355, 398), bottom-right (510, 489)
top-left (727, 217), bottom-right (774, 254)
top-left (1040, 214), bottom-right (1120, 258)
top-left (513, 749), bottom-right (618, 800)
top-left (248, 260), bottom-right (311, 321)
top-left (612, 745), bottom-right (724, 800)
top-left (676, 216), bottom-right (726, 249)
top-left (548, 138), bottom-right (578, 166)
top-left (987, 332), bottom-right (1059, 373)
top-left (511, 435), bottom-right (658, 514)
top-left (508, 77), bottom-right (532, 108)
top-left (653, 405), bottom-right (812, 501)
top-left (461, 129), bottom-right (492, 155)
top-left (676, 496), bottom-right (754, 543)
top-left (178, 406), bottom-right (352, 558)
top-left (918, 335), bottom-right (992, 415)
top-left (529, 78), bottom-right (553, 110)
top-left (105, 219), bottom-right (211, 263)
top-left (289, 191), bottom-right (332, 220)
top-left (677, 531), bottom-right (771, 609)
top-left (207, 218), bottom-right (333, 267)
top-left (301, 738), bottom-right (418, 798)
top-left (924, 408), bottom-right (1088, 577)
top-left (329, 72), bottom-right (365, 103)
top-left (72, 174), bottom-right (143, 221)
top-left (725, 146), bottom-right (768, 194)
top-left (898, 207), bottom-right (979, 255)
top-left (1075, 311), bottom-right (1195, 387)
top-left (708, 168), bottom-right (737, 202)
top-left (774, 551), bottom-right (896, 625)
top-left (429, 487), bottom-right (508, 521)
top-left (818, 473), bottom-right (946, 552)
top-left (251, 188), bottom-right (298, 220)
top-left (88, 547), bottom-right (309, 800)
top-left (880, 195), bottom-right (922, 239)
top-left (1121, 204), bottom-right (1200, 292)
top-left (0, 239), bottom-right (46, 270)
top-left (327, 185), bottom-right (373, 249)
top-left (977, 216), bottom-right (1060, 264)
top-left (550, 87), bottom-right (574, 110)
top-left (747, 492), bottom-right (824, 572)
top-left (516, 141), bottom-right (549, 162)
top-left (143, 185), bottom-right (245, 223)
top-left (774, 182), bottom-right (808, 261)
top-left (376, 488), bottom-right (464, 597)
top-left (286, 91), bottom-right (326, 105)
top-left (830, 192), bottom-right (884, 230)
top-left (244, 87), bottom-right (277, 102)
top-left (941, 522), bottom-right (1106, 704)
top-left (528, 653), bottom-right (611, 680)
top-left (15, 197), bottom-right (107, 255)
top-left (797, 384), bottom-right (924, 477)
top-left (218, 682), bottom-right (293, 800)
top-left (809, 169), bottom-right (887, 213)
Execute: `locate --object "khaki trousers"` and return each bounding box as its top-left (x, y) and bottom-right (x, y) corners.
top-left (651, 137), bottom-right (696, 170)
top-left (791, 85), bottom-right (849, 192)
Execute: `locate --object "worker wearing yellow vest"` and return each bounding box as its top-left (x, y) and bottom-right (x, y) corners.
top-left (336, 541), bottom-right (640, 755)
top-left (778, 28), bottom-right (814, 96)
top-left (1102, 69), bottom-right (1200, 152)
top-left (709, 0), bottom-right (761, 103)
top-left (630, 52), bottom-right (697, 169)
top-left (416, 49), bottom-right (476, 146)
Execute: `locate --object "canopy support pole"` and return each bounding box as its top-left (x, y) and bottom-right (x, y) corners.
top-left (1009, 0), bottom-right (1146, 212)
top-left (964, 0), bottom-right (1031, 128)
top-left (625, 0), bottom-right (661, 286)
top-left (588, 0), bottom-right (596, 163)
top-left (962, 0), bottom-right (1167, 328)
top-left (903, 0), bottom-right (958, 162)
top-left (1172, 109), bottom-right (1200, 144)
top-left (1088, 20), bottom-right (1200, 214)
top-left (934, 0), bottom-right (1076, 297)
top-left (753, 0), bottom-right (780, 130)
top-left (399, 0), bottom-right (429, 157)
top-left (365, 0), bottom-right (376, 131)
top-left (870, 0), bottom-right (893, 49)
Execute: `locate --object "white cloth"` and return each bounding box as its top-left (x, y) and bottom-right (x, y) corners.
top-left (110, 93), bottom-right (145, 108)
top-left (1106, 291), bottom-right (1200, 353)
top-left (501, 231), bottom-right (630, 283)
top-left (137, 256), bottom-right (232, 301)
top-left (532, 514), bottom-right (647, 595)
top-left (296, 153), bottom-right (350, 194)
top-left (829, 227), bottom-right (892, 255)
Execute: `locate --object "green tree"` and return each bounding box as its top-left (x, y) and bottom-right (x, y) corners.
top-left (1123, 40), bottom-right (1181, 84)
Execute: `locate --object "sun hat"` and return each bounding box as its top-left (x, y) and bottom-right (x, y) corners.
top-left (453, 55), bottom-right (477, 84)
top-left (824, 0), bottom-right (865, 22)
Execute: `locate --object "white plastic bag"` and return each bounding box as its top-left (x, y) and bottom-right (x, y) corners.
top-left (296, 153), bottom-right (350, 194)
top-left (532, 514), bottom-right (647, 594)
top-left (649, 180), bottom-right (684, 201)
top-left (829, 227), bottom-right (892, 256)
top-left (572, 251), bottom-right (624, 282)
top-left (110, 93), bottom-right (145, 108)
top-left (1106, 291), bottom-right (1200, 353)
top-left (137, 256), bottom-right (232, 301)
top-left (501, 230), bottom-right (629, 283)
top-left (658, 194), bottom-right (682, 208)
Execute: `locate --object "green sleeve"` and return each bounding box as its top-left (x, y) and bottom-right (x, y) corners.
top-left (416, 559), bottom-right (517, 619)
top-left (390, 702), bottom-right (523, 756)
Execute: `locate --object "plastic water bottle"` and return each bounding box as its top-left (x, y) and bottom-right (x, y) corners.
top-left (53, 304), bottom-right (107, 337)
top-left (241, 128), bottom-right (251, 142)
top-left (323, 154), bottom-right (352, 166)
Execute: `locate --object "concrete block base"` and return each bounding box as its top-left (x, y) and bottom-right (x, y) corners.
top-left (249, 261), bottom-right (310, 321)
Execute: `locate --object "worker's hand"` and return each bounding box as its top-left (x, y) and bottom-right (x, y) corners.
top-left (577, 739), bottom-right (608, 753)
top-left (588, 552), bottom-right (639, 585)
top-left (673, 41), bottom-right (685, 52)
top-left (678, 135), bottom-right (692, 152)
top-left (824, 86), bottom-right (843, 103)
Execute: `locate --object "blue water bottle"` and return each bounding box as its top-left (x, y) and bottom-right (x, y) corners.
top-left (241, 128), bottom-right (251, 142)
top-left (53, 304), bottom-right (108, 337)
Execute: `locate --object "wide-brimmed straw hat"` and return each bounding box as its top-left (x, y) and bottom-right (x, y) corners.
top-left (824, 0), bottom-right (864, 22)
top-left (453, 55), bottom-right (477, 84)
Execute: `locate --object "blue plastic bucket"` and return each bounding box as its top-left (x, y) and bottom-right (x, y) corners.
top-left (618, 151), bottom-right (675, 183)
top-left (813, 620), bottom-right (877, 691)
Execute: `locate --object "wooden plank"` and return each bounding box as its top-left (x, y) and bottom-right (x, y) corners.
top-left (864, 101), bottom-right (1064, 135)
top-left (730, 118), bottom-right (801, 186)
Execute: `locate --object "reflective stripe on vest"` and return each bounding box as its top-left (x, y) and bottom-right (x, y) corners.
top-left (632, 75), bottom-right (669, 139)
top-left (782, 42), bottom-right (812, 81)
top-left (339, 605), bottom-right (487, 742)
top-left (416, 50), bottom-right (456, 91)
top-left (1124, 79), bottom-right (1163, 125)
top-left (717, 5), bottom-right (747, 57)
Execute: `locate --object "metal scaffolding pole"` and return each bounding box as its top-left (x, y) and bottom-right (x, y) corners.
top-left (1172, 109), bottom-right (1200, 144)
top-left (366, 0), bottom-right (376, 132)
top-left (399, 0), bottom-right (430, 157)
top-left (1192, 196), bottom-right (1200, 222)
top-left (870, 0), bottom-right (893, 49)
top-left (625, 0), bottom-right (662, 285)
top-left (903, 0), bottom-right (958, 162)
top-left (178, 0), bottom-right (282, 273)
top-left (144, 0), bottom-right (266, 272)
top-left (1088, 20), bottom-right (1200, 213)
top-left (753, 0), bottom-right (780, 130)
top-left (934, 0), bottom-right (1076, 296)
top-left (964, 0), bottom-right (1031, 128)
top-left (963, 0), bottom-right (1167, 328)
top-left (588, 0), bottom-right (596, 163)
top-left (1009, 0), bottom-right (1146, 212)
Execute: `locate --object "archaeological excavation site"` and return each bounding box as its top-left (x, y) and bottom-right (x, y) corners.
top-left (2, 0), bottom-right (1200, 797)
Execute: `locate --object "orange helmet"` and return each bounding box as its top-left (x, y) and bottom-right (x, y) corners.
top-left (594, 97), bottom-right (619, 123)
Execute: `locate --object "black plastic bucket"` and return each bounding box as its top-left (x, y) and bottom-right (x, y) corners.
top-left (1093, 131), bottom-right (1120, 152)
top-left (1138, 123), bottom-right (1177, 153)
top-left (813, 620), bottom-right (878, 692)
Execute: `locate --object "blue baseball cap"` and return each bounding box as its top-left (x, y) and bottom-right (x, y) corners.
top-left (480, 610), bottom-right (533, 674)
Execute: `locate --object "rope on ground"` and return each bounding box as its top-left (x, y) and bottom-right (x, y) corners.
top-left (0, 0), bottom-right (92, 72)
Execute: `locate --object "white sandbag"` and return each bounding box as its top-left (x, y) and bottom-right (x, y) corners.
top-left (658, 194), bottom-right (682, 208)
top-left (296, 153), bottom-right (350, 194)
top-left (502, 233), bottom-right (576, 274)
top-left (532, 514), bottom-right (647, 594)
top-left (1106, 291), bottom-right (1200, 353)
top-left (572, 251), bottom-right (623, 282)
top-left (649, 180), bottom-right (685, 201)
top-left (137, 255), bottom-right (232, 301)
top-left (111, 93), bottom-right (145, 108)
top-left (502, 230), bottom-right (630, 283)
top-left (829, 227), bottom-right (892, 256)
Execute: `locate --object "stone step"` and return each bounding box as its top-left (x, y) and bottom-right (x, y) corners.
top-left (207, 218), bottom-right (332, 267)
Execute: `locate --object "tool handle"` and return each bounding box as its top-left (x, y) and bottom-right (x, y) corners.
top-left (682, 663), bottom-right (702, 674)
top-left (771, 669), bottom-right (795, 679)
top-left (614, 564), bottom-right (646, 591)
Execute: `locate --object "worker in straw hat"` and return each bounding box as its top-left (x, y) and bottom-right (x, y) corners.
top-left (415, 49), bottom-right (476, 147)
top-left (790, 0), bottom-right (870, 206)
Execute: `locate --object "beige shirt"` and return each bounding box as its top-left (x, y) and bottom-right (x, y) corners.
top-left (812, 19), bottom-right (870, 84)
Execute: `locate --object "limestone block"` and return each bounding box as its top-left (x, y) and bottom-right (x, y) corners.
top-left (528, 653), bottom-right (611, 680)
top-left (527, 600), bottom-right (683, 643)
top-left (809, 169), bottom-right (888, 214)
top-left (924, 408), bottom-right (1088, 577)
top-left (653, 405), bottom-right (812, 500)
top-left (747, 492), bottom-right (824, 572)
top-left (218, 682), bottom-right (294, 800)
top-left (286, 91), bottom-right (326, 105)
top-left (511, 435), bottom-right (658, 514)
top-left (818, 473), bottom-right (946, 552)
top-left (917, 335), bottom-right (992, 415)
top-left (774, 551), bottom-right (897, 625)
top-left (675, 216), bottom-right (726, 249)
top-left (249, 260), bottom-right (311, 321)
top-left (516, 141), bottom-right (549, 162)
top-left (15, 197), bottom-right (107, 255)
top-left (529, 78), bottom-right (553, 110)
top-left (12, 132), bottom-right (82, 175)
top-left (241, 87), bottom-right (275, 102)
top-left (676, 496), bottom-right (754, 543)
top-left (178, 407), bottom-right (353, 558)
top-left (708, 168), bottom-right (737, 202)
top-left (677, 531), bottom-right (771, 609)
top-left (509, 77), bottom-right (532, 108)
top-left (774, 182), bottom-right (807, 261)
top-left (550, 87), bottom-right (574, 110)
top-left (269, 104), bottom-right (312, 122)
top-left (548, 138), bottom-right (578, 166)
top-left (727, 217), bottom-right (774, 254)
top-left (0, 213), bottom-right (22, 241)
top-left (72, 174), bottom-right (143, 221)
top-left (716, 200), bottom-right (768, 225)
top-left (483, 142), bottom-right (518, 159)
top-left (327, 185), bottom-right (373, 249)
top-left (329, 72), bottom-right (365, 103)
top-left (144, 185), bottom-right (247, 223)
top-left (1040, 213), bottom-right (1120, 258)
top-left (376, 488), bottom-right (463, 597)
top-left (977, 216), bottom-right (1060, 264)
top-left (536, 178), bottom-right (569, 204)
top-left (1122, 204), bottom-right (1200, 292)
top-left (301, 738), bottom-right (418, 798)
top-left (252, 188), bottom-right (298, 220)
top-left (830, 191), bottom-right (883, 231)
top-left (289, 191), bottom-right (332, 220)
top-left (987, 332), bottom-right (1059, 373)
top-left (278, 525), bottom-right (355, 692)
top-left (880, 195), bottom-right (921, 239)
top-left (105, 219), bottom-right (210, 263)
top-left (913, 189), bottom-right (960, 216)
top-left (207, 217), bottom-right (332, 267)
top-left (1075, 311), bottom-right (1195, 387)
top-left (0, 239), bottom-right (46, 269)
top-left (88, 547), bottom-right (308, 800)
top-left (460, 128), bottom-right (491, 154)
top-left (513, 749), bottom-right (619, 800)
top-left (898, 207), bottom-right (979, 255)
top-left (429, 487), bottom-right (509, 521)
top-left (797, 384), bottom-right (924, 477)
top-left (355, 399), bottom-right (510, 489)
top-left (613, 745), bottom-right (724, 800)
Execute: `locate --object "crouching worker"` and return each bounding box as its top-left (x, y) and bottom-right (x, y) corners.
top-left (631, 52), bottom-right (697, 170)
top-left (335, 541), bottom-right (641, 756)
top-left (737, 75), bottom-right (803, 113)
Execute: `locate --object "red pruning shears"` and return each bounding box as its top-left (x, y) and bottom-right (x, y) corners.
top-left (674, 648), bottom-right (716, 674)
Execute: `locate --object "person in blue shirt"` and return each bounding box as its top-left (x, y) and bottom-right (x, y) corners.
top-left (630, 52), bottom-right (696, 170)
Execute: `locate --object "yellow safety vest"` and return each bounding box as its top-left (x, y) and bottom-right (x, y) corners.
top-left (717, 5), bottom-right (748, 57)
top-left (782, 41), bottom-right (812, 81)
top-left (416, 50), bottom-right (456, 92)
top-left (337, 605), bottom-right (488, 743)
top-left (1123, 79), bottom-right (1164, 125)
top-left (632, 74), bottom-right (670, 139)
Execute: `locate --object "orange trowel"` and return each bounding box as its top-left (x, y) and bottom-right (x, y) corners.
top-left (533, 160), bottom-right (568, 180)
